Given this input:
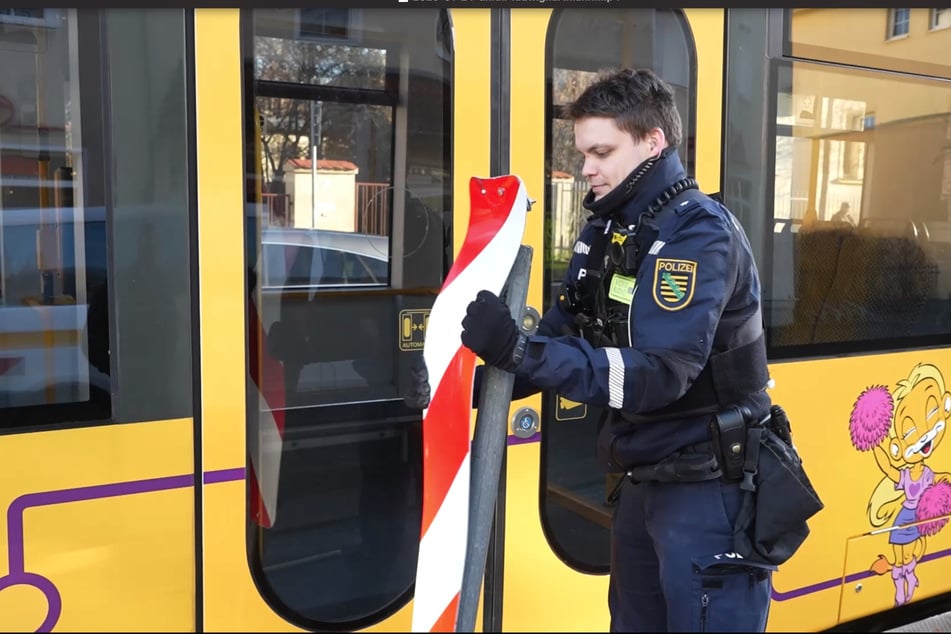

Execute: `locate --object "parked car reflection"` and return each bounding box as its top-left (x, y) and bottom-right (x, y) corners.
top-left (257, 227), bottom-right (395, 407)
top-left (260, 226), bottom-right (389, 291)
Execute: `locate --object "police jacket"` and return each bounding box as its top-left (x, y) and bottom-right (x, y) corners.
top-left (515, 148), bottom-right (771, 465)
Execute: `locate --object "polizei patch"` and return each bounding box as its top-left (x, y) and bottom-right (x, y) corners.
top-left (652, 258), bottom-right (697, 311)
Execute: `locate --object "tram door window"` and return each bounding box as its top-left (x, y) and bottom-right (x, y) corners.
top-left (540, 8), bottom-right (697, 573)
top-left (0, 9), bottom-right (193, 428)
top-left (243, 8), bottom-right (451, 629)
top-left (723, 9), bottom-right (951, 358)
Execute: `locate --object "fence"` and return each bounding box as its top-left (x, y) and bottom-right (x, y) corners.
top-left (355, 182), bottom-right (389, 236)
top-left (262, 192), bottom-right (291, 226)
top-left (549, 179), bottom-right (589, 261)
top-left (261, 182), bottom-right (389, 235)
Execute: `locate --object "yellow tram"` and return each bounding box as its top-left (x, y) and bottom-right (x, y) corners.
top-left (2, 6), bottom-right (951, 632)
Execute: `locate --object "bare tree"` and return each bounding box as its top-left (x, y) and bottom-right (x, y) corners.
top-left (550, 68), bottom-right (594, 180)
top-left (253, 36), bottom-right (390, 192)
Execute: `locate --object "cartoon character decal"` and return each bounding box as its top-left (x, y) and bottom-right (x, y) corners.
top-left (849, 363), bottom-right (951, 606)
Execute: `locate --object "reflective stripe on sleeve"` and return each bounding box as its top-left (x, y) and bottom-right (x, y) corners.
top-left (605, 347), bottom-right (625, 409)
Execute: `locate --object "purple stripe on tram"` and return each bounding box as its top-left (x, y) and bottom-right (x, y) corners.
top-left (3, 469), bottom-right (242, 632)
top-left (6, 469), bottom-right (244, 573)
top-left (7, 474), bottom-right (194, 574)
top-left (770, 545), bottom-right (951, 601)
top-left (5, 459), bottom-right (951, 610)
top-left (507, 431), bottom-right (541, 446)
top-left (204, 467), bottom-right (246, 483)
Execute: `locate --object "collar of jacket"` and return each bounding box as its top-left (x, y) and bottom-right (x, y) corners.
top-left (582, 147), bottom-right (688, 225)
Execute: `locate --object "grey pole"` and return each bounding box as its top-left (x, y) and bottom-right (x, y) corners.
top-left (455, 244), bottom-right (533, 632)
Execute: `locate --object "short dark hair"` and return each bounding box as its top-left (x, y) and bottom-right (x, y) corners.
top-left (562, 68), bottom-right (683, 148)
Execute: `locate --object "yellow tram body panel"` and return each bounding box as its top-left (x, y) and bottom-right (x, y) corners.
top-left (0, 420), bottom-right (196, 632)
top-left (768, 350), bottom-right (951, 630)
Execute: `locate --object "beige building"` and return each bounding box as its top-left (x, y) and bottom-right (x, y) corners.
top-left (283, 158), bottom-right (359, 232)
top-left (777, 9), bottom-right (951, 227)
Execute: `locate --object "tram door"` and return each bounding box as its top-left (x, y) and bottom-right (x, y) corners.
top-left (495, 8), bottom-right (726, 632)
top-left (196, 8), bottom-right (466, 632)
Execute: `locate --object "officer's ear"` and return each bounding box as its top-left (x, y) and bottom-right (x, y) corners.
top-left (647, 127), bottom-right (666, 157)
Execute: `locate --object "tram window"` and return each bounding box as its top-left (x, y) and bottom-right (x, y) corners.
top-left (769, 61), bottom-right (951, 351)
top-left (0, 9), bottom-right (192, 428)
top-left (244, 8), bottom-right (450, 630)
top-left (725, 9), bottom-right (951, 357)
top-left (787, 9), bottom-right (951, 79)
top-left (541, 8), bottom-right (697, 574)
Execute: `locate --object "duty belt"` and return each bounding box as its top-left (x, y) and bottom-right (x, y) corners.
top-left (606, 440), bottom-right (722, 503)
top-left (625, 440), bottom-right (722, 484)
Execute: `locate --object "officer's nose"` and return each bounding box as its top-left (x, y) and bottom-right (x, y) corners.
top-left (581, 159), bottom-right (597, 180)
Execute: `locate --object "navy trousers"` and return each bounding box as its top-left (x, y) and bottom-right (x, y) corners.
top-left (609, 477), bottom-right (773, 632)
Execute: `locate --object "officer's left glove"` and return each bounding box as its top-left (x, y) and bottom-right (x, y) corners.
top-left (461, 289), bottom-right (527, 373)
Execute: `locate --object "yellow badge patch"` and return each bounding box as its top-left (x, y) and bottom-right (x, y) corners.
top-left (652, 258), bottom-right (697, 311)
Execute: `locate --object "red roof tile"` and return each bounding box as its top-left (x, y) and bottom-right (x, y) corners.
top-left (286, 158), bottom-right (359, 172)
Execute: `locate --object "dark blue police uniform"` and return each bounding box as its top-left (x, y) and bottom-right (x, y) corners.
top-left (515, 148), bottom-right (774, 632)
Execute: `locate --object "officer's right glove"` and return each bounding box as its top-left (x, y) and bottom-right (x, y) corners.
top-left (461, 289), bottom-right (526, 373)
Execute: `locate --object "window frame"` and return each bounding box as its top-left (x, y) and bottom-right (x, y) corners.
top-left (930, 8), bottom-right (951, 31)
top-left (887, 8), bottom-right (911, 40)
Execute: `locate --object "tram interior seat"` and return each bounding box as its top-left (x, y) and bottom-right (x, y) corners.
top-left (921, 220), bottom-right (951, 299)
top-left (772, 218), bottom-right (939, 346)
top-left (771, 224), bottom-right (851, 346)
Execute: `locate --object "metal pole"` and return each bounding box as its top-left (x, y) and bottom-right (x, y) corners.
top-left (456, 244), bottom-right (533, 633)
top-left (310, 101), bottom-right (317, 227)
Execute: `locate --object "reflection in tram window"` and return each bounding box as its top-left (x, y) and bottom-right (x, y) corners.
top-left (787, 8), bottom-right (951, 79)
top-left (0, 9), bottom-right (192, 427)
top-left (540, 7), bottom-right (697, 575)
top-left (244, 8), bottom-right (451, 630)
top-left (768, 62), bottom-right (951, 351)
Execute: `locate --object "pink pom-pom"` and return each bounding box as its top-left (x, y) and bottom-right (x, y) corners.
top-left (917, 480), bottom-right (951, 536)
top-left (849, 385), bottom-right (893, 451)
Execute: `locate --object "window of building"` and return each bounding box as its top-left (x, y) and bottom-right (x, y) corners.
top-left (787, 9), bottom-right (951, 79)
top-left (888, 8), bottom-right (911, 38)
top-left (931, 8), bottom-right (951, 30)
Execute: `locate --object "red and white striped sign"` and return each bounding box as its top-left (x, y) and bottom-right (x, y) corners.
top-left (411, 175), bottom-right (528, 632)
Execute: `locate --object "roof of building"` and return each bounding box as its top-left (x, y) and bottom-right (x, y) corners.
top-left (285, 158), bottom-right (359, 172)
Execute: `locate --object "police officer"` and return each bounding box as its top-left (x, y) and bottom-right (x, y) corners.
top-left (460, 68), bottom-right (774, 632)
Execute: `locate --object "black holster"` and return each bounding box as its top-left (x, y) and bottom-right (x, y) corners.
top-left (709, 405), bottom-right (752, 483)
top-left (732, 404), bottom-right (825, 566)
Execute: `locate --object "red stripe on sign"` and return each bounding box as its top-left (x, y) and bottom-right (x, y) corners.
top-left (444, 175), bottom-right (521, 288)
top-left (419, 345), bottom-right (476, 539)
top-left (433, 594), bottom-right (460, 633)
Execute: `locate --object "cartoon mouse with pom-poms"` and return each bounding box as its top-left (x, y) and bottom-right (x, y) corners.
top-left (849, 363), bottom-right (951, 606)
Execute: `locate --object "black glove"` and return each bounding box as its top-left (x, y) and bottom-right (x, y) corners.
top-left (461, 290), bottom-right (525, 372)
top-left (403, 354), bottom-right (431, 409)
